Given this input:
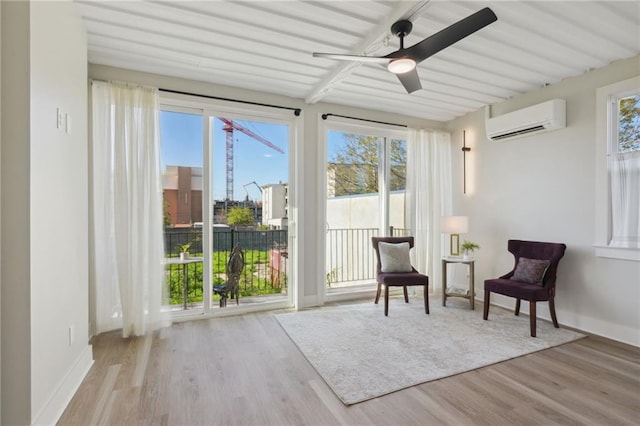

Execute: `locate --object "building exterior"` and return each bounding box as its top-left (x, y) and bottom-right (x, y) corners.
top-left (163, 165), bottom-right (203, 227)
top-left (163, 165), bottom-right (265, 227)
top-left (262, 183), bottom-right (288, 229)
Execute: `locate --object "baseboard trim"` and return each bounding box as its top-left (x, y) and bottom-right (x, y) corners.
top-left (483, 298), bottom-right (640, 348)
top-left (32, 344), bottom-right (94, 426)
top-left (300, 294), bottom-right (323, 308)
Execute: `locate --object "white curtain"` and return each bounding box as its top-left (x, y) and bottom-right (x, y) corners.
top-left (406, 129), bottom-right (452, 294)
top-left (90, 81), bottom-right (167, 337)
top-left (609, 151), bottom-right (640, 248)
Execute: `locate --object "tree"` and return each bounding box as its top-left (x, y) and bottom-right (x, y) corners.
top-left (389, 138), bottom-right (407, 190)
top-left (328, 134), bottom-right (406, 197)
top-left (618, 95), bottom-right (640, 152)
top-left (227, 207), bottom-right (255, 226)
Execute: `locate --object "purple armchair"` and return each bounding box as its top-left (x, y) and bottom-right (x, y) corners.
top-left (371, 236), bottom-right (429, 316)
top-left (483, 240), bottom-right (566, 337)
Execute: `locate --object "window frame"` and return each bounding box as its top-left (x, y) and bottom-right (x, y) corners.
top-left (159, 92), bottom-right (302, 315)
top-left (318, 115), bottom-right (408, 301)
top-left (594, 76), bottom-right (640, 261)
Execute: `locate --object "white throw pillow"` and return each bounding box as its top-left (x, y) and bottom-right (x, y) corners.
top-left (378, 242), bottom-right (412, 273)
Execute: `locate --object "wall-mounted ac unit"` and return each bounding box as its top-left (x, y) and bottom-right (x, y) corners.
top-left (485, 99), bottom-right (566, 141)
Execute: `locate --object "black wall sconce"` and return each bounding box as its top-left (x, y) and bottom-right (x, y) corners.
top-left (462, 130), bottom-right (471, 194)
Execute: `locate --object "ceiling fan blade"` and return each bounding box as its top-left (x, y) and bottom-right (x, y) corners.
top-left (403, 7), bottom-right (497, 63)
top-left (312, 52), bottom-right (389, 64)
top-left (396, 68), bottom-right (422, 93)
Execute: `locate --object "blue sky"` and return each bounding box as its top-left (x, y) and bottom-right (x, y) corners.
top-left (160, 111), bottom-right (345, 201)
top-left (160, 111), bottom-right (290, 201)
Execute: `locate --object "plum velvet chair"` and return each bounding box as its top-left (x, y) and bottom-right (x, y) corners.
top-left (483, 239), bottom-right (566, 337)
top-left (371, 236), bottom-right (429, 316)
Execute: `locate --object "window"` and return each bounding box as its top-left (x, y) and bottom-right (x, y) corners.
top-left (609, 93), bottom-right (639, 249)
top-left (159, 94), bottom-right (298, 314)
top-left (322, 117), bottom-right (407, 296)
top-left (160, 109), bottom-right (205, 312)
top-left (595, 76), bottom-right (640, 260)
top-left (614, 94), bottom-right (640, 154)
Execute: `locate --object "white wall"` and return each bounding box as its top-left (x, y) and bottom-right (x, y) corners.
top-left (447, 56), bottom-right (640, 346)
top-left (1, 2), bottom-right (32, 423)
top-left (263, 183), bottom-right (287, 223)
top-left (88, 64), bottom-right (444, 309)
top-left (1, 2), bottom-right (93, 424)
top-left (326, 191), bottom-right (406, 230)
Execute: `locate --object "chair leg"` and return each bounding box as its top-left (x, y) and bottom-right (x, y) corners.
top-left (529, 301), bottom-right (537, 337)
top-left (384, 285), bottom-right (389, 316)
top-left (403, 286), bottom-right (409, 303)
top-left (374, 283), bottom-right (381, 304)
top-left (424, 285), bottom-right (429, 314)
top-left (483, 290), bottom-right (490, 320)
top-left (515, 298), bottom-right (521, 316)
top-left (549, 297), bottom-right (559, 328)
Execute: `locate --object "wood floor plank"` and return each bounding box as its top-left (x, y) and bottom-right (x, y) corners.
top-left (58, 303), bottom-right (640, 425)
top-left (88, 364), bottom-right (120, 426)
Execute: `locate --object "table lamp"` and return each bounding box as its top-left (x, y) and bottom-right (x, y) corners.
top-left (442, 216), bottom-right (468, 256)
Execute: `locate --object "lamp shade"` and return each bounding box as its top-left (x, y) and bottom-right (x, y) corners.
top-left (441, 216), bottom-right (468, 234)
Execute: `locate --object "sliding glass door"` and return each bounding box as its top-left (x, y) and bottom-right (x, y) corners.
top-left (209, 116), bottom-right (290, 309)
top-left (160, 108), bottom-right (205, 312)
top-left (324, 121), bottom-right (407, 295)
top-left (159, 97), bottom-right (294, 315)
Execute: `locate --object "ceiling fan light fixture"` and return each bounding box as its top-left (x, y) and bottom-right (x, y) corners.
top-left (312, 8), bottom-right (497, 93)
top-left (387, 58), bottom-right (416, 74)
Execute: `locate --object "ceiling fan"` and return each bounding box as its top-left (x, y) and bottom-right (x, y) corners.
top-left (312, 7), bottom-right (497, 94)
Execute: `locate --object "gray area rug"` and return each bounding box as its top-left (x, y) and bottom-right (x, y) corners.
top-left (275, 299), bottom-right (585, 405)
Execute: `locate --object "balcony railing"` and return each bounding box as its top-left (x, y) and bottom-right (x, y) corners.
top-left (163, 226), bottom-right (410, 307)
top-left (164, 228), bottom-right (287, 307)
top-left (325, 227), bottom-right (410, 287)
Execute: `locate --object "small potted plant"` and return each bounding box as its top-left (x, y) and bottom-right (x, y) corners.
top-left (176, 242), bottom-right (191, 261)
top-left (461, 240), bottom-right (480, 260)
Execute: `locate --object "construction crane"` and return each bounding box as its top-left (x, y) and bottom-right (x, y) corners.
top-left (243, 181), bottom-right (263, 201)
top-left (219, 118), bottom-right (284, 201)
top-left (245, 181), bottom-right (263, 194)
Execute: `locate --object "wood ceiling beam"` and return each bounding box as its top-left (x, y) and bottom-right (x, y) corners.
top-left (304, 1), bottom-right (430, 105)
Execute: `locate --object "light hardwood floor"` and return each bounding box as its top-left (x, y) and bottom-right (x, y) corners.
top-left (58, 301), bottom-right (640, 425)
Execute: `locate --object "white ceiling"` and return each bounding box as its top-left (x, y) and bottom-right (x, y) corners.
top-left (76, 1), bottom-right (640, 122)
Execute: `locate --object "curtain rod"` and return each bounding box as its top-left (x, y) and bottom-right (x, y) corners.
top-left (321, 113), bottom-right (407, 128)
top-left (160, 88), bottom-right (301, 116)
